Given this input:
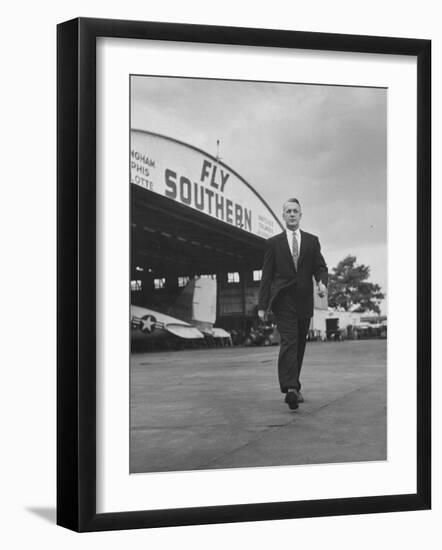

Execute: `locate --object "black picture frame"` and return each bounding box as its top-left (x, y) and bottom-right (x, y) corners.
top-left (57, 17), bottom-right (431, 532)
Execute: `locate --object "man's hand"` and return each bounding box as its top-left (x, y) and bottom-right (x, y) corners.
top-left (317, 281), bottom-right (327, 298)
top-left (258, 309), bottom-right (266, 321)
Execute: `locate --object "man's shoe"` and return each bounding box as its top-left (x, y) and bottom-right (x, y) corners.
top-left (284, 390), bottom-right (299, 410)
top-left (297, 391), bottom-right (304, 403)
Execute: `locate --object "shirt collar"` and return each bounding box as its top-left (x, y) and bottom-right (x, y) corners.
top-left (286, 227), bottom-right (301, 239)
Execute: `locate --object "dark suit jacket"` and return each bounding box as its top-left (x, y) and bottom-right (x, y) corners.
top-left (258, 230), bottom-right (328, 319)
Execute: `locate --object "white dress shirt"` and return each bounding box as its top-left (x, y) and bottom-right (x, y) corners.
top-left (286, 228), bottom-right (301, 256)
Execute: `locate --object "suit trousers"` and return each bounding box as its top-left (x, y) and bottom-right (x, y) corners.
top-left (273, 285), bottom-right (310, 393)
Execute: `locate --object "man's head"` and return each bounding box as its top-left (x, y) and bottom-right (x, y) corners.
top-left (282, 198), bottom-right (302, 231)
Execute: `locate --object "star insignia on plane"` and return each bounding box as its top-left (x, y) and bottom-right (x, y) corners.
top-left (140, 314), bottom-right (156, 334)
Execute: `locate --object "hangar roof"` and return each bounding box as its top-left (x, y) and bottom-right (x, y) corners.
top-left (131, 130), bottom-right (283, 240)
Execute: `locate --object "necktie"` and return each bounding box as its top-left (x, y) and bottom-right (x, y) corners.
top-left (292, 231), bottom-right (298, 270)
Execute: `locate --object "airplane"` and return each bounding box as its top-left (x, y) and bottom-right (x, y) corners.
top-left (131, 276), bottom-right (231, 349)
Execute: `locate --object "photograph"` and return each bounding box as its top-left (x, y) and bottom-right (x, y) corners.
top-left (129, 75), bottom-right (388, 474)
top-left (0, 0), bottom-right (436, 544)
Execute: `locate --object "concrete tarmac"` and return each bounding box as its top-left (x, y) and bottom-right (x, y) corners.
top-left (130, 339), bottom-right (386, 473)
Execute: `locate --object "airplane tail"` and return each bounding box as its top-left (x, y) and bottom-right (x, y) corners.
top-left (169, 276), bottom-right (217, 325)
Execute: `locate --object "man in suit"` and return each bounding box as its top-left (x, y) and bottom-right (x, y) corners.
top-left (258, 198), bottom-right (328, 410)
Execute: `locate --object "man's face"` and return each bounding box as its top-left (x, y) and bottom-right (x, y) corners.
top-left (283, 202), bottom-right (302, 230)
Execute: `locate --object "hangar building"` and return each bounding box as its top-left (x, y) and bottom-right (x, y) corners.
top-left (130, 130), bottom-right (328, 335)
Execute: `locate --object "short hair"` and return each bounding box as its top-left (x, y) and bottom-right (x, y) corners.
top-left (283, 198), bottom-right (301, 212)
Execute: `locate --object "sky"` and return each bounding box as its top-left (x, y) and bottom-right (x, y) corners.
top-left (131, 76), bottom-right (387, 313)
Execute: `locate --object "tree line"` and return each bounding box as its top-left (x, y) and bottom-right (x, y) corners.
top-left (327, 255), bottom-right (385, 315)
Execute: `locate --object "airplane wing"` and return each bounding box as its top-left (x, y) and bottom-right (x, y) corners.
top-left (212, 327), bottom-right (231, 338)
top-left (131, 305), bottom-right (204, 340)
top-left (165, 324), bottom-right (204, 339)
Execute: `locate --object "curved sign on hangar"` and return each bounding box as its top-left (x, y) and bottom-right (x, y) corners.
top-left (130, 130), bottom-right (283, 239)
